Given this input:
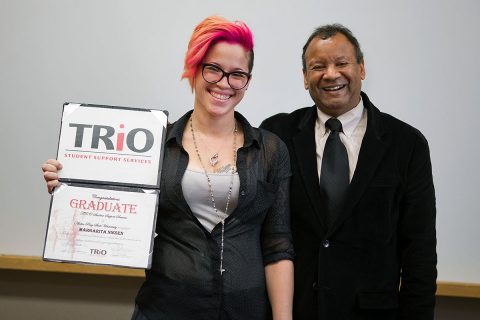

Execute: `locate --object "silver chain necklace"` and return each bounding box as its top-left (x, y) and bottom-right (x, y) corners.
top-left (189, 115), bottom-right (237, 275)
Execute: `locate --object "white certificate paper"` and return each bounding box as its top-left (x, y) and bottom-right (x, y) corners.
top-left (43, 184), bottom-right (158, 269)
top-left (56, 103), bottom-right (168, 188)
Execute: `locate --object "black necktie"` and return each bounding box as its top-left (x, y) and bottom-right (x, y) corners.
top-left (319, 118), bottom-right (349, 228)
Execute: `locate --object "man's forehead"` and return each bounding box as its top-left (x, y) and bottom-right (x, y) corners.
top-left (306, 37), bottom-right (356, 56)
top-left (307, 54), bottom-right (352, 61)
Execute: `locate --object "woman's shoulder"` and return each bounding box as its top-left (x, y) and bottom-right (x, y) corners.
top-left (257, 126), bottom-right (285, 146)
top-left (255, 127), bottom-right (290, 163)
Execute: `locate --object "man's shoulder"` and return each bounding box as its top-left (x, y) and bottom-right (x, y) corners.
top-left (378, 108), bottom-right (421, 131)
top-left (260, 106), bottom-right (314, 133)
top-left (263, 106), bottom-right (313, 122)
top-left (368, 101), bottom-right (429, 146)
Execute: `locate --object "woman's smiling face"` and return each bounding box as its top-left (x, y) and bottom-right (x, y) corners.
top-left (193, 41), bottom-right (251, 118)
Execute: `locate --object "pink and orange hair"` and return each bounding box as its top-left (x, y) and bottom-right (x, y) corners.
top-left (181, 15), bottom-right (254, 89)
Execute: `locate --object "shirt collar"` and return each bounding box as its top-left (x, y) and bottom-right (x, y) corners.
top-left (316, 97), bottom-right (364, 137)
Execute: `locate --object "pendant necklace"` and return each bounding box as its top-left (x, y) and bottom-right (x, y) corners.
top-left (209, 153), bottom-right (219, 167)
top-left (189, 115), bottom-right (237, 275)
top-left (193, 121), bottom-right (233, 168)
top-left (204, 138), bottom-right (228, 167)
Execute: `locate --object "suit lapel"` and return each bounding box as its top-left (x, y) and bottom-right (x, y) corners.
top-left (328, 94), bottom-right (389, 236)
top-left (292, 107), bottom-right (326, 233)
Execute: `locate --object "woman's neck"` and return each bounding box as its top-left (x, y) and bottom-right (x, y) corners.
top-left (191, 110), bottom-right (236, 137)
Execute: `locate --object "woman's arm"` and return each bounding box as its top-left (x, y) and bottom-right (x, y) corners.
top-left (260, 132), bottom-right (294, 319)
top-left (265, 259), bottom-right (294, 320)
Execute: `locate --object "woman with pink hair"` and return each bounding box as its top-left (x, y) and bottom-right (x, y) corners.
top-left (42, 16), bottom-right (294, 319)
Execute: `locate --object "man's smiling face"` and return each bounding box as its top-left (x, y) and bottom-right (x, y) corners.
top-left (303, 33), bottom-right (365, 117)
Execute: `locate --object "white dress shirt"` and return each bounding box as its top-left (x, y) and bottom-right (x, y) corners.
top-left (315, 98), bottom-right (368, 182)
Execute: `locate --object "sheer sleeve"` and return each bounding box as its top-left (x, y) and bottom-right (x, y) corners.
top-left (260, 133), bottom-right (295, 265)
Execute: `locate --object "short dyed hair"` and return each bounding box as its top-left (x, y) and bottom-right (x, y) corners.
top-left (182, 16), bottom-right (254, 89)
top-left (302, 23), bottom-right (363, 71)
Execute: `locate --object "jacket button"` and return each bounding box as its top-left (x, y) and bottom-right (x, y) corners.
top-left (322, 240), bottom-right (330, 248)
top-left (312, 282), bottom-right (318, 290)
top-left (240, 190), bottom-right (246, 196)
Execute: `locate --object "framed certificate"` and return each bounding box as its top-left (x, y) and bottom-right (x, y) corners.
top-left (43, 183), bottom-right (159, 269)
top-left (56, 103), bottom-right (168, 188)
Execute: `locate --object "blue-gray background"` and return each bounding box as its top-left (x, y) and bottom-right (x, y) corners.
top-left (1, 0), bottom-right (479, 284)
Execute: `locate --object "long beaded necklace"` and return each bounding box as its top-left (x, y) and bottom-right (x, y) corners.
top-left (189, 115), bottom-right (237, 275)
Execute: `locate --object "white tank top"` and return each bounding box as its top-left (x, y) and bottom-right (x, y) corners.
top-left (181, 169), bottom-right (240, 232)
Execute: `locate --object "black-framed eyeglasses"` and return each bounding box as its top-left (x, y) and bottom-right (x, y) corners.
top-left (201, 63), bottom-right (251, 90)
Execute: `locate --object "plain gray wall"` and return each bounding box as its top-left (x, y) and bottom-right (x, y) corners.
top-left (1, 0), bottom-right (479, 286)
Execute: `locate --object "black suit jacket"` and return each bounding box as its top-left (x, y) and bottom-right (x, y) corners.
top-left (260, 92), bottom-right (437, 320)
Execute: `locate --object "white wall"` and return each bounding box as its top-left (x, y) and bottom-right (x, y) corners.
top-left (1, 0), bottom-right (479, 284)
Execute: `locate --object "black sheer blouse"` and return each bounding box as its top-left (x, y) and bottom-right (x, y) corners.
top-left (135, 110), bottom-right (294, 320)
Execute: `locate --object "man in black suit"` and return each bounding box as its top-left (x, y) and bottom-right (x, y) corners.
top-left (261, 24), bottom-right (437, 320)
